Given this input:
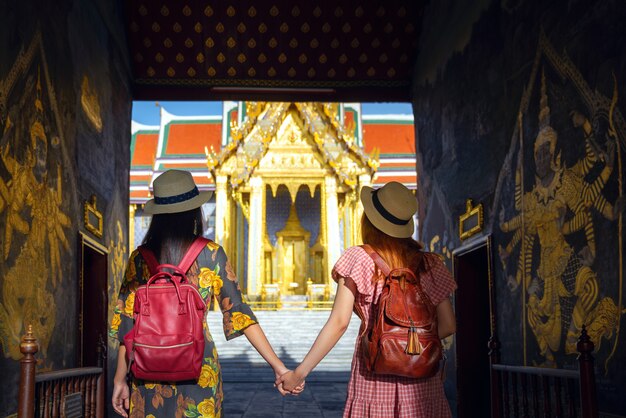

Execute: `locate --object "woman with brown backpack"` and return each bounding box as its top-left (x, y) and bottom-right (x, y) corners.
top-left (277, 181), bottom-right (457, 417)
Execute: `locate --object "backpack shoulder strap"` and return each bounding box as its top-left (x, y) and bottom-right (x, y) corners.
top-left (360, 244), bottom-right (391, 277)
top-left (178, 236), bottom-right (211, 273)
top-left (138, 246), bottom-right (159, 275)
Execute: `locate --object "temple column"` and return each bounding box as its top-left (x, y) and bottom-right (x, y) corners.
top-left (247, 176), bottom-right (264, 296)
top-left (324, 177), bottom-right (341, 289)
top-left (214, 175), bottom-right (229, 248)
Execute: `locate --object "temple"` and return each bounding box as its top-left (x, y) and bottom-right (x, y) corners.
top-left (130, 102), bottom-right (416, 299)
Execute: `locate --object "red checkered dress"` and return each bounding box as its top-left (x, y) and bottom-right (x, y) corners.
top-left (332, 246), bottom-right (457, 418)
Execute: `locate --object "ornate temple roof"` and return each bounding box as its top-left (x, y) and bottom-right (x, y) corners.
top-left (130, 103), bottom-right (415, 203)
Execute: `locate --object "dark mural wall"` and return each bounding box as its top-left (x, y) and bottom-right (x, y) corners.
top-left (0, 0), bottom-right (131, 416)
top-left (413, 0), bottom-right (626, 415)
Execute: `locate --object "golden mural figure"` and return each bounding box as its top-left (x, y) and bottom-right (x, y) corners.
top-left (499, 70), bottom-right (623, 366)
top-left (108, 220), bottom-right (127, 324)
top-left (0, 68), bottom-right (70, 360)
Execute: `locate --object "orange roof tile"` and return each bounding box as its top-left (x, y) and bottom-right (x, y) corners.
top-left (363, 124), bottom-right (415, 155)
top-left (164, 122), bottom-right (221, 156)
top-left (132, 133), bottom-right (158, 167)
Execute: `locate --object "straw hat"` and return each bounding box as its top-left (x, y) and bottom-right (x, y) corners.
top-left (143, 170), bottom-right (213, 215)
top-left (360, 182), bottom-right (417, 238)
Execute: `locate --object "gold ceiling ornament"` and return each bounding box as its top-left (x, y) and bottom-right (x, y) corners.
top-left (313, 6), bottom-right (322, 17)
top-left (330, 38), bottom-right (339, 49)
top-left (371, 38), bottom-right (381, 48)
top-left (80, 75), bottom-right (102, 133)
top-left (155, 52), bottom-right (164, 63)
top-left (392, 38), bottom-right (401, 48)
top-left (248, 38), bottom-right (257, 48)
top-left (269, 37), bottom-right (278, 48)
top-left (173, 22), bottom-right (182, 33)
top-left (237, 53), bottom-right (246, 63)
top-left (227, 37), bottom-right (236, 48)
top-left (268, 67), bottom-right (276, 77)
top-left (366, 67), bottom-right (375, 77)
top-left (310, 38), bottom-right (319, 48)
top-left (237, 23), bottom-right (246, 33)
top-left (187, 67), bottom-right (196, 77)
top-left (167, 67), bottom-right (175, 77)
top-left (248, 67), bottom-right (256, 77)
top-left (298, 54), bottom-right (307, 64)
top-left (359, 53), bottom-right (368, 63)
top-left (280, 22), bottom-right (289, 33)
top-left (347, 68), bottom-right (356, 78)
top-left (196, 52), bottom-right (205, 63)
top-left (258, 23), bottom-right (267, 33)
top-left (307, 68), bottom-right (316, 78)
top-left (301, 22), bottom-right (310, 33)
top-left (379, 53), bottom-right (388, 63)
top-left (151, 22), bottom-right (161, 33)
top-left (194, 22), bottom-right (202, 33)
top-left (147, 66), bottom-right (155, 77)
top-left (384, 23), bottom-right (394, 34)
top-left (270, 6), bottom-right (279, 17)
top-left (334, 6), bottom-right (344, 17)
top-left (376, 6), bottom-right (386, 17)
top-left (216, 22), bottom-right (224, 33)
top-left (342, 23), bottom-right (351, 33)
top-left (278, 53), bottom-right (287, 64)
top-left (183, 5), bottom-right (192, 16)
top-left (405, 23), bottom-right (415, 34)
top-left (291, 5), bottom-right (300, 17)
top-left (258, 53), bottom-right (267, 63)
top-left (84, 195), bottom-right (103, 239)
top-left (287, 67), bottom-right (296, 77)
top-left (248, 6), bottom-right (257, 17)
top-left (164, 37), bottom-right (173, 48)
top-left (289, 38), bottom-right (298, 48)
top-left (387, 68), bottom-right (396, 77)
top-left (227, 67), bottom-right (236, 77)
top-left (327, 68), bottom-right (336, 78)
top-left (350, 38), bottom-right (359, 48)
top-left (204, 5), bottom-right (213, 17)
top-left (226, 5), bottom-right (236, 17)
top-left (138, 4), bottom-right (147, 16)
top-left (318, 54), bottom-right (327, 64)
top-left (134, 53), bottom-right (143, 62)
top-left (185, 38), bottom-right (193, 48)
top-left (338, 54), bottom-right (347, 64)
top-left (399, 53), bottom-right (408, 63)
top-left (130, 21), bottom-right (139, 32)
top-left (397, 6), bottom-right (407, 17)
top-left (207, 66), bottom-right (216, 76)
top-left (176, 53), bottom-right (184, 63)
top-left (217, 53), bottom-right (226, 63)
top-left (160, 5), bottom-right (169, 16)
top-left (354, 6), bottom-right (364, 17)
top-left (322, 23), bottom-right (331, 33)
top-left (205, 37), bottom-right (214, 48)
top-left (363, 23), bottom-right (372, 34)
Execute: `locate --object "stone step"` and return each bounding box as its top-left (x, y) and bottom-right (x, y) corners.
top-left (206, 311), bottom-right (360, 382)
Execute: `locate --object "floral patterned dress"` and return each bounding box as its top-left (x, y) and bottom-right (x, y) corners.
top-left (109, 240), bottom-right (257, 418)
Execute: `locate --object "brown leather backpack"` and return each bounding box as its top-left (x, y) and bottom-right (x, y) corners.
top-left (355, 245), bottom-right (442, 378)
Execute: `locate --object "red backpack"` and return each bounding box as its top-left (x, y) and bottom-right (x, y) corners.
top-left (124, 236), bottom-right (209, 381)
top-left (356, 245), bottom-right (442, 379)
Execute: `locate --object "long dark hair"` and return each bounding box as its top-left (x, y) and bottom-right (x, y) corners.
top-left (142, 207), bottom-right (204, 264)
top-left (360, 213), bottom-right (423, 280)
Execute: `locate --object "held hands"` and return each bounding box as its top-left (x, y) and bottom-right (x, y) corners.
top-left (275, 368), bottom-right (306, 394)
top-left (112, 378), bottom-right (130, 417)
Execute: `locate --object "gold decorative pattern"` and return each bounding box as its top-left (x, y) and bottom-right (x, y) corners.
top-left (237, 23), bottom-right (246, 33)
top-left (184, 38), bottom-right (193, 48)
top-left (248, 39), bottom-right (256, 48)
top-left (248, 6), bottom-right (256, 17)
top-left (84, 195), bottom-right (103, 238)
top-left (183, 6), bottom-right (192, 16)
top-left (227, 37), bottom-right (236, 48)
top-left (237, 53), bottom-right (246, 63)
top-left (269, 6), bottom-right (279, 17)
top-left (80, 75), bottom-right (102, 133)
top-left (459, 199), bottom-right (483, 240)
top-left (205, 37), bottom-right (214, 48)
top-left (226, 5), bottom-right (236, 17)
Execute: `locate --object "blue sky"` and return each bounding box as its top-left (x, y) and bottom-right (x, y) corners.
top-left (131, 101), bottom-right (413, 126)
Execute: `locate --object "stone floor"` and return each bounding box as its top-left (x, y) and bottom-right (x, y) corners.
top-left (222, 381), bottom-right (348, 418)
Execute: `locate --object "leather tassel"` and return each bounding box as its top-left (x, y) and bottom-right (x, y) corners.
top-left (406, 326), bottom-right (421, 355)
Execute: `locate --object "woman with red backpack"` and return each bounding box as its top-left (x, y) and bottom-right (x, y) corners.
top-left (111, 170), bottom-right (299, 417)
top-left (277, 181), bottom-right (457, 417)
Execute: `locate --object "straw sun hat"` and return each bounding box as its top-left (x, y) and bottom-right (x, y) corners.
top-left (143, 170), bottom-right (213, 215)
top-left (360, 182), bottom-right (417, 238)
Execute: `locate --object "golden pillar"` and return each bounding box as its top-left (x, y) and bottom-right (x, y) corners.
top-left (214, 175), bottom-right (229, 248)
top-left (324, 177), bottom-right (341, 290)
top-left (247, 176), bottom-right (264, 296)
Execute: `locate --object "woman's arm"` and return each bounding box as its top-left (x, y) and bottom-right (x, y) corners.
top-left (437, 298), bottom-right (456, 339)
top-left (112, 346), bottom-right (130, 417)
top-left (277, 277), bottom-right (356, 391)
